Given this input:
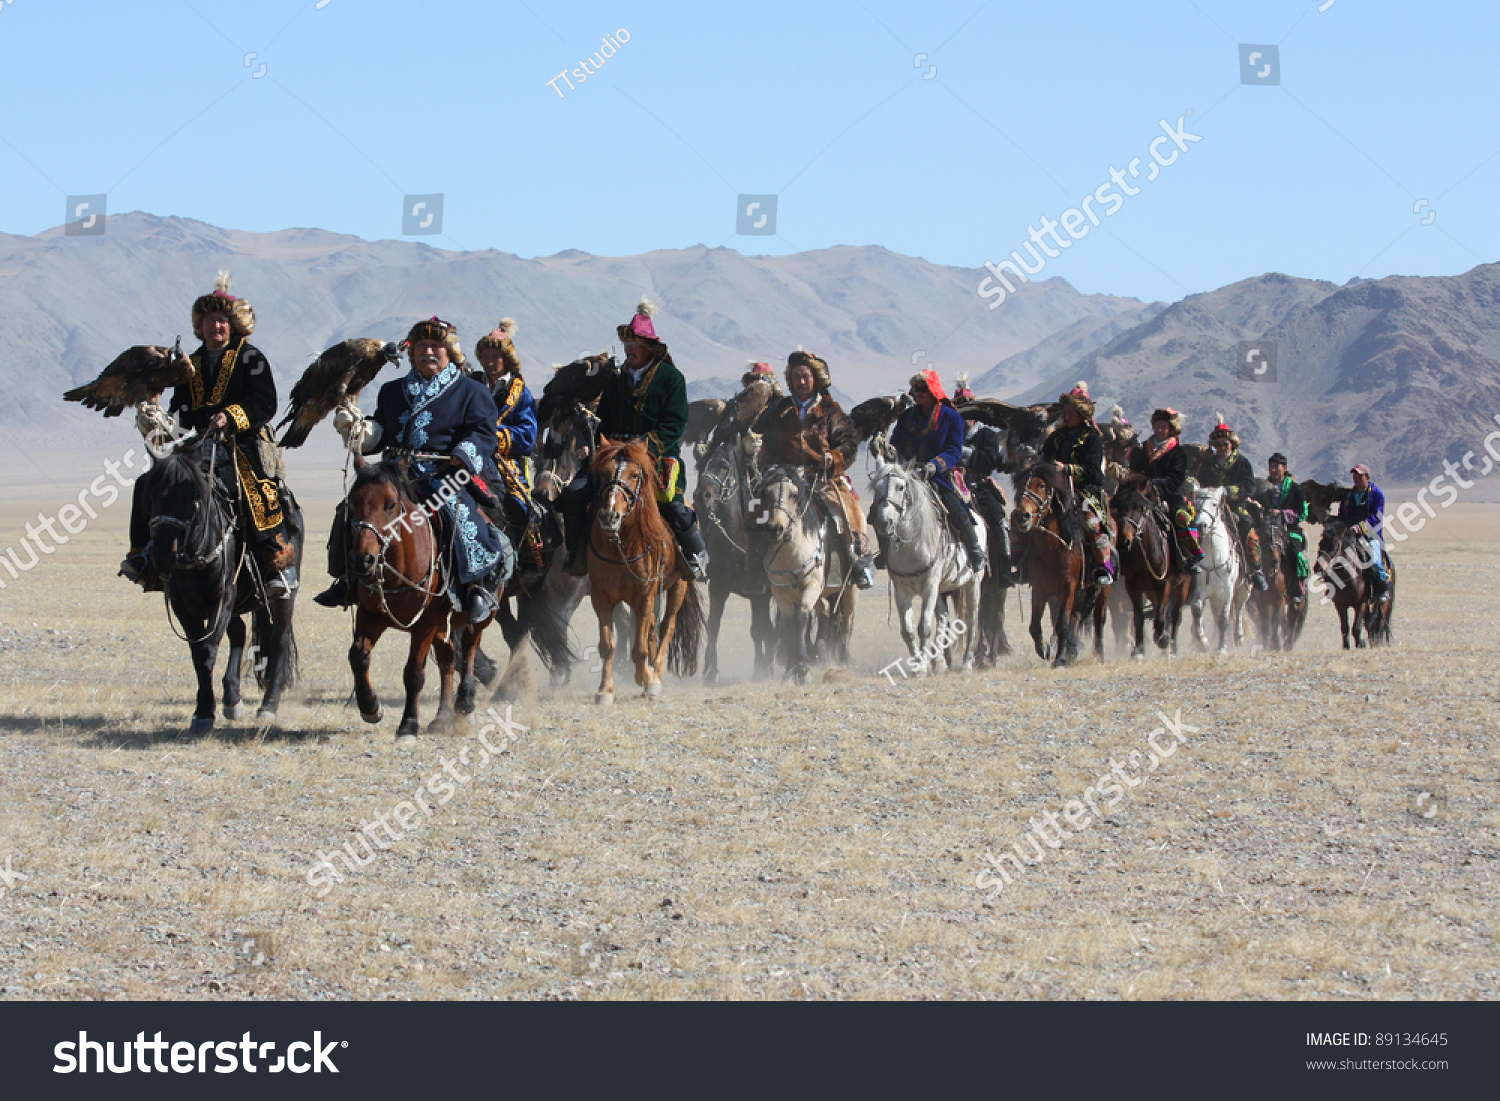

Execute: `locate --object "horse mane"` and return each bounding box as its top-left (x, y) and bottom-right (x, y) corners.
top-left (1013, 462), bottom-right (1083, 544)
top-left (592, 438), bottom-right (674, 547)
top-left (351, 458), bottom-right (416, 501)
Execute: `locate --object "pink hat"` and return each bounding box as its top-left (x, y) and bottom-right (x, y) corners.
top-left (618, 297), bottom-right (661, 345)
top-left (750, 361), bottom-right (773, 375)
top-left (1350, 464), bottom-right (1371, 476)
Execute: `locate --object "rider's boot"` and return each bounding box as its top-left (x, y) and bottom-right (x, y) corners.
top-left (955, 510), bottom-right (988, 575)
top-left (1245, 526), bottom-right (1268, 590)
top-left (464, 583), bottom-right (497, 624)
top-left (675, 519), bottom-right (710, 582)
top-left (262, 532), bottom-right (299, 599)
top-left (1176, 526), bottom-right (1204, 575)
top-left (313, 576), bottom-right (354, 608)
top-left (850, 531), bottom-right (876, 589)
top-left (1091, 547), bottom-right (1115, 587)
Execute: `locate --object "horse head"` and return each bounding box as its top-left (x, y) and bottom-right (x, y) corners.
top-left (591, 437), bottom-right (656, 539)
top-left (751, 465), bottom-right (804, 542)
top-left (534, 400), bottom-right (599, 502)
top-left (146, 444), bottom-right (228, 574)
top-left (1111, 484), bottom-right (1155, 552)
top-left (868, 462), bottom-right (911, 543)
top-left (347, 460), bottom-right (420, 582)
top-left (1011, 463), bottom-right (1069, 535)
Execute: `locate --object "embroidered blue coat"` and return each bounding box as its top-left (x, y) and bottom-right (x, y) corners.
top-left (488, 372), bottom-right (538, 521)
top-left (891, 402), bottom-right (966, 492)
top-left (368, 364), bottom-right (509, 585)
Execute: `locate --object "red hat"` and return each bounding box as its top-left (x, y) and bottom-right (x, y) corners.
top-left (953, 372), bottom-right (974, 401)
top-left (1350, 464), bottom-right (1371, 476)
top-left (750, 361), bottom-right (773, 375)
top-left (910, 367), bottom-right (947, 402)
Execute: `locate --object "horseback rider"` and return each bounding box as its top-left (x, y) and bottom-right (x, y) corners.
top-left (952, 373), bottom-right (975, 403)
top-left (1260, 452), bottom-right (1309, 605)
top-left (1339, 463), bottom-right (1390, 600)
top-left (700, 360), bottom-right (781, 463)
top-left (959, 419), bottom-right (1016, 585)
top-left (888, 368), bottom-right (988, 573)
top-left (1198, 418), bottom-right (1268, 590)
top-left (1120, 407), bottom-right (1203, 573)
top-left (473, 319), bottom-right (545, 577)
top-left (750, 350), bottom-right (876, 589)
top-left (122, 272), bottom-right (298, 596)
top-left (318, 318), bottom-right (512, 623)
top-left (1037, 383), bottom-right (1115, 586)
top-left (557, 298), bottom-right (709, 580)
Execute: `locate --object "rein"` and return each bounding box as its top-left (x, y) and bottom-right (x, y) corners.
top-left (588, 456), bottom-right (666, 583)
top-left (352, 485), bottom-right (446, 631)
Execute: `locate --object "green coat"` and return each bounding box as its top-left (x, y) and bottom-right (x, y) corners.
top-left (598, 357), bottom-right (689, 502)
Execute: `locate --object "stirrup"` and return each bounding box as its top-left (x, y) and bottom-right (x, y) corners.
top-left (1092, 566), bottom-right (1114, 586)
top-left (313, 577), bottom-right (354, 608)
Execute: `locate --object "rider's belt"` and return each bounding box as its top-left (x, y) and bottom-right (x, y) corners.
top-left (655, 457), bottom-right (680, 503)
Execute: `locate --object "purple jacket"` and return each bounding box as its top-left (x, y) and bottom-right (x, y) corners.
top-left (891, 402), bottom-right (965, 491)
top-left (1340, 484), bottom-right (1385, 533)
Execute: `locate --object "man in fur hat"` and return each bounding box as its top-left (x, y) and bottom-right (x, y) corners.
top-left (889, 368), bottom-right (987, 573)
top-left (1260, 452), bottom-right (1309, 604)
top-left (123, 272), bottom-right (299, 596)
top-left (1120, 407), bottom-right (1202, 573)
top-left (751, 351), bottom-right (875, 588)
top-left (557, 298), bottom-right (709, 579)
top-left (1037, 383), bottom-right (1115, 586)
top-left (322, 318), bottom-right (511, 623)
top-left (1198, 418), bottom-right (1267, 590)
top-left (474, 319), bottom-right (544, 575)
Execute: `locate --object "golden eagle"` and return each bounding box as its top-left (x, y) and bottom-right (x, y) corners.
top-left (62, 340), bottom-right (193, 417)
top-left (276, 338), bottom-right (401, 448)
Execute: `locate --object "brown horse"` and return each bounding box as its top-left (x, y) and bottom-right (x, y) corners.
top-left (1315, 520), bottom-right (1395, 648)
top-left (1011, 464), bottom-right (1104, 666)
top-left (345, 459), bottom-right (461, 739)
top-left (1111, 485), bottom-right (1191, 658)
top-left (1247, 504), bottom-right (1305, 651)
top-left (585, 439), bottom-right (703, 703)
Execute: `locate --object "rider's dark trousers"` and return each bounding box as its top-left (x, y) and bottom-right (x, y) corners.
top-left (970, 478), bottom-right (1011, 568)
top-left (935, 481), bottom-right (980, 544)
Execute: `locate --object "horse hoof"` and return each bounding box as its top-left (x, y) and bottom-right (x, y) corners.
top-left (454, 687), bottom-right (476, 716)
top-left (255, 709), bottom-right (277, 726)
top-left (395, 734), bottom-right (418, 746)
top-left (704, 671), bottom-right (719, 687)
top-left (595, 693), bottom-right (615, 706)
top-left (396, 720), bottom-right (420, 739)
top-left (223, 702), bottom-right (245, 721)
top-left (187, 715), bottom-right (214, 736)
top-left (645, 682), bottom-right (662, 699)
top-left (360, 705), bottom-right (382, 725)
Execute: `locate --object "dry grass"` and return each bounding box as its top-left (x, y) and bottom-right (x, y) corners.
top-left (0, 495), bottom-right (1495, 1001)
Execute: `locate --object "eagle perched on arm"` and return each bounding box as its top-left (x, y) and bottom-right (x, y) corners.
top-left (276, 337), bottom-right (401, 447)
top-left (62, 341), bottom-right (193, 416)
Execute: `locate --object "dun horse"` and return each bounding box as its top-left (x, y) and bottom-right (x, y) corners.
top-left (584, 439), bottom-right (703, 702)
top-left (143, 440), bottom-right (301, 734)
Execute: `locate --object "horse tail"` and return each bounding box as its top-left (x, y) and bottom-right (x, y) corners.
top-left (251, 602), bottom-right (299, 689)
top-left (668, 579), bottom-right (705, 678)
top-left (521, 583), bottom-right (576, 675)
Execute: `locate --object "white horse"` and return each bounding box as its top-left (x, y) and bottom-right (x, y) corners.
top-left (868, 445), bottom-right (984, 672)
top-left (1189, 485), bottom-right (1248, 655)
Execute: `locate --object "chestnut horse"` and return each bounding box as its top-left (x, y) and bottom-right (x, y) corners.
top-left (1111, 484), bottom-right (1191, 658)
top-left (585, 439), bottom-right (703, 703)
top-left (344, 458), bottom-right (463, 739)
top-left (1315, 520), bottom-right (1395, 648)
top-left (1248, 503), bottom-right (1304, 651)
top-left (1011, 464), bottom-right (1104, 666)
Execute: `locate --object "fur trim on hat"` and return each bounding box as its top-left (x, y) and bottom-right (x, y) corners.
top-left (191, 270), bottom-right (255, 339)
top-left (1150, 407), bottom-right (1183, 437)
top-left (1208, 414), bottom-right (1239, 448)
top-left (741, 360), bottom-right (781, 392)
top-left (475, 319), bottom-right (521, 374)
top-left (787, 351), bottom-right (832, 392)
top-left (406, 317), bottom-right (467, 368)
top-left (1059, 390), bottom-right (1095, 422)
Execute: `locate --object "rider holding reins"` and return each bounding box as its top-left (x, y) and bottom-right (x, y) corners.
top-left (888, 368), bottom-right (987, 574)
top-left (1037, 383), bottom-right (1115, 586)
top-left (1198, 418), bottom-right (1268, 591)
top-left (1120, 407), bottom-right (1203, 574)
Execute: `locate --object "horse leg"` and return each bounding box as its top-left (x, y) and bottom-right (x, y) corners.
top-left (1029, 588), bottom-right (1046, 661)
top-left (455, 624), bottom-right (479, 715)
top-left (1131, 592), bottom-right (1147, 660)
top-left (591, 589), bottom-right (618, 705)
top-left (1093, 590), bottom-right (1107, 660)
top-left (750, 592), bottom-right (775, 680)
top-left (704, 578), bottom-right (727, 686)
top-left (187, 635), bottom-right (220, 736)
top-left (350, 609), bottom-right (387, 724)
top-left (837, 587), bottom-right (856, 666)
top-left (650, 580), bottom-right (687, 697)
top-left (790, 596), bottom-right (814, 686)
top-left (1053, 587), bottom-right (1077, 668)
top-left (396, 621), bottom-right (437, 740)
top-left (221, 614), bottom-right (247, 721)
top-left (428, 625), bottom-right (458, 732)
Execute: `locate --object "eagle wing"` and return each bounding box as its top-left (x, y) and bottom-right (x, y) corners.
top-left (1300, 479), bottom-right (1348, 525)
top-left (62, 344), bottom-right (192, 417)
top-left (277, 338), bottom-right (399, 448)
top-left (957, 398), bottom-right (1050, 445)
top-left (849, 394), bottom-right (911, 445)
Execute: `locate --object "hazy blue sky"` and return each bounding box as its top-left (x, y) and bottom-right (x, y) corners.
top-left (2, 0), bottom-right (1495, 303)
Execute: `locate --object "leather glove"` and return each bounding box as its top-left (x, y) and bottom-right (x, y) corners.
top-left (135, 398), bottom-right (173, 439)
top-left (921, 461), bottom-right (939, 479)
top-left (333, 401), bottom-right (366, 448)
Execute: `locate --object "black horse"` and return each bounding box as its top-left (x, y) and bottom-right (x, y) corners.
top-left (142, 441), bottom-right (302, 734)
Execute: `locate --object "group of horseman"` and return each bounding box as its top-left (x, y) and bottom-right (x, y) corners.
top-left (116, 273), bottom-right (1388, 642)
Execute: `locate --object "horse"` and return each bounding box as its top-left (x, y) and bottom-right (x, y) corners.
top-left (750, 464), bottom-right (858, 684)
top-left (868, 445), bottom-right (983, 672)
top-left (1189, 486), bottom-right (1247, 655)
top-left (694, 432), bottom-right (775, 683)
top-left (142, 439), bottom-right (301, 735)
top-left (1111, 484), bottom-right (1191, 658)
top-left (585, 439), bottom-right (704, 702)
top-left (1315, 520), bottom-right (1395, 649)
top-left (1010, 463), bottom-right (1104, 666)
top-left (1246, 503), bottom-right (1299, 651)
top-left (343, 458), bottom-right (468, 738)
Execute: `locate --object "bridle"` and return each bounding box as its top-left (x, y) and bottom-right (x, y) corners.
top-left (587, 455), bottom-right (664, 582)
top-left (535, 403), bottom-right (600, 499)
top-left (351, 483), bottom-right (445, 631)
top-left (873, 466), bottom-right (949, 578)
top-left (758, 469), bottom-right (823, 584)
